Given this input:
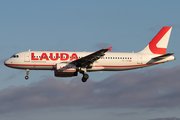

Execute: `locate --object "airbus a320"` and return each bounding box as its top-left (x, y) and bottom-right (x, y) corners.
top-left (4, 26), bottom-right (175, 82)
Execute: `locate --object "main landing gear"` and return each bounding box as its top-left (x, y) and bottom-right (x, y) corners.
top-left (80, 68), bottom-right (89, 82)
top-left (82, 73), bottom-right (89, 82)
top-left (25, 69), bottom-right (29, 80)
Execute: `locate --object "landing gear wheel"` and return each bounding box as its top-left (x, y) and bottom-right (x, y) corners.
top-left (79, 68), bottom-right (89, 82)
top-left (25, 69), bottom-right (29, 80)
top-left (82, 77), bottom-right (87, 82)
top-left (25, 76), bottom-right (29, 80)
top-left (83, 74), bottom-right (89, 79)
top-left (81, 74), bottom-right (89, 82)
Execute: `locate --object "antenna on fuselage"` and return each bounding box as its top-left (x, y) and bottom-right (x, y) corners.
top-left (28, 49), bottom-right (31, 51)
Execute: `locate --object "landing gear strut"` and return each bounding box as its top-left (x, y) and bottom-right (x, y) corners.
top-left (80, 68), bottom-right (89, 82)
top-left (25, 69), bottom-right (29, 80)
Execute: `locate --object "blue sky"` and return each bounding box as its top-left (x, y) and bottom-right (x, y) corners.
top-left (1, 0), bottom-right (180, 120)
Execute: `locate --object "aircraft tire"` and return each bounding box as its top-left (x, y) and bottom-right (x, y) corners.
top-left (82, 74), bottom-right (89, 82)
top-left (82, 77), bottom-right (87, 82)
top-left (25, 76), bottom-right (29, 80)
top-left (83, 74), bottom-right (89, 79)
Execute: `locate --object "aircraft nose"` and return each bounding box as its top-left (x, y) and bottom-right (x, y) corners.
top-left (4, 59), bottom-right (11, 67)
top-left (4, 60), bottom-right (8, 66)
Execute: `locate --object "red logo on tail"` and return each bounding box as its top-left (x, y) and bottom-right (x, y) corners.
top-left (149, 27), bottom-right (171, 54)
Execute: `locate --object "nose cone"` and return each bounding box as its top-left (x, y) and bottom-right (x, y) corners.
top-left (4, 59), bottom-right (11, 67)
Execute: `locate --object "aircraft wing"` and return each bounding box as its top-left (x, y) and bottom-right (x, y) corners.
top-left (70, 46), bottom-right (112, 68)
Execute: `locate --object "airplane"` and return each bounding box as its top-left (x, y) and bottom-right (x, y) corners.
top-left (4, 26), bottom-right (175, 82)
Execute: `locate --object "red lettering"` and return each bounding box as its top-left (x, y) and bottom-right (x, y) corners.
top-left (70, 53), bottom-right (78, 61)
top-left (40, 53), bottom-right (49, 60)
top-left (60, 53), bottom-right (69, 61)
top-left (50, 53), bottom-right (59, 61)
top-left (31, 53), bottom-right (39, 60)
top-left (31, 52), bottom-right (78, 61)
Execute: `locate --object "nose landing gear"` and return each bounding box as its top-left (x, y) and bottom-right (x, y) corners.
top-left (25, 69), bottom-right (29, 80)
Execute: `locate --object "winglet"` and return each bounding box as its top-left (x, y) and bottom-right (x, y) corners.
top-left (107, 46), bottom-right (112, 51)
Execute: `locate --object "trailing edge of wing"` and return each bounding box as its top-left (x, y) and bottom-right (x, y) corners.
top-left (152, 53), bottom-right (174, 60)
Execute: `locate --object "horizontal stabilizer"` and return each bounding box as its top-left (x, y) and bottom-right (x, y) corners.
top-left (153, 53), bottom-right (174, 60)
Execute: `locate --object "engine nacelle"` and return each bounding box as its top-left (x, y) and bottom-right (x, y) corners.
top-left (54, 63), bottom-right (78, 77)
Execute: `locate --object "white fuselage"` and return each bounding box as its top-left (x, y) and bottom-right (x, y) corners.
top-left (4, 51), bottom-right (175, 72)
top-left (4, 26), bottom-right (175, 82)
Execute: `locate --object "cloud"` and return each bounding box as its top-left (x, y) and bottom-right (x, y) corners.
top-left (115, 112), bottom-right (138, 116)
top-left (3, 70), bottom-right (24, 81)
top-left (149, 117), bottom-right (180, 120)
top-left (1, 66), bottom-right (180, 114)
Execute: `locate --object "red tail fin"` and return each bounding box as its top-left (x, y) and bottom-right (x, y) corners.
top-left (139, 26), bottom-right (172, 55)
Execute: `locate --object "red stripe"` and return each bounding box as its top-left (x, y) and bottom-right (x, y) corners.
top-left (5, 64), bottom-right (55, 67)
top-left (5, 62), bottom-right (163, 68)
top-left (94, 62), bottom-right (163, 68)
top-left (58, 70), bottom-right (76, 72)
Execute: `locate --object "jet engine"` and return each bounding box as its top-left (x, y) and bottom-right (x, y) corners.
top-left (54, 63), bottom-right (78, 77)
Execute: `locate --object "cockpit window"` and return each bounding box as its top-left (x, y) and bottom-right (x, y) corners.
top-left (11, 54), bottom-right (19, 58)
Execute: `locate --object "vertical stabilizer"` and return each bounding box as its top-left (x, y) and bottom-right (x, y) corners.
top-left (139, 26), bottom-right (172, 55)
